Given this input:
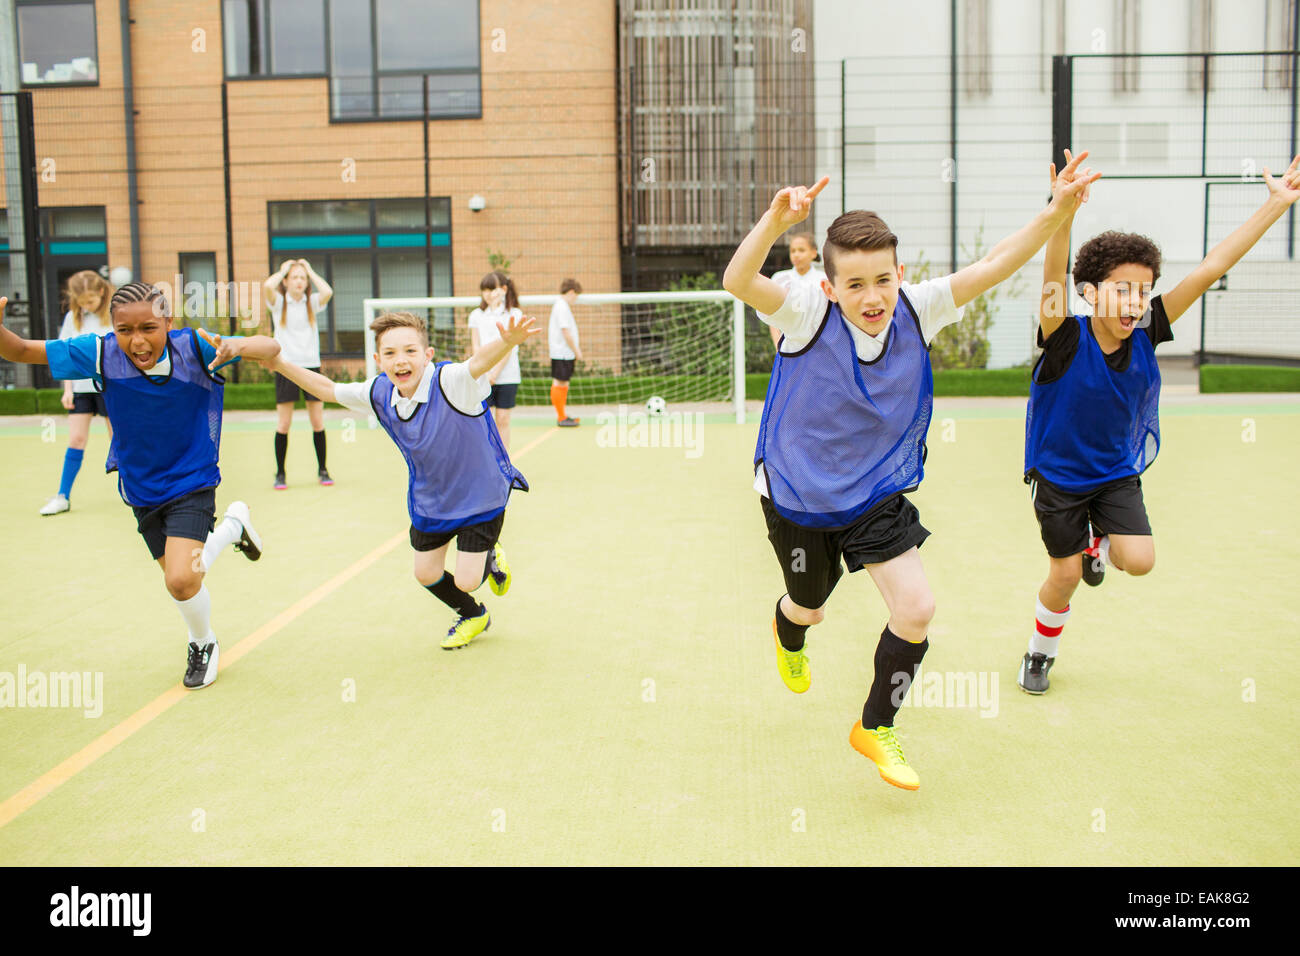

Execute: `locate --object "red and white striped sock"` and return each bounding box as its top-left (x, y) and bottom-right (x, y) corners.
top-left (1029, 598), bottom-right (1070, 658)
top-left (1084, 534), bottom-right (1112, 566)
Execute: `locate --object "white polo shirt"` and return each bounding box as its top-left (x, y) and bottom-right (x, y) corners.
top-left (332, 360), bottom-right (491, 419)
top-left (270, 292), bottom-right (325, 368)
top-left (548, 297), bottom-right (579, 360)
top-left (467, 305), bottom-right (522, 385)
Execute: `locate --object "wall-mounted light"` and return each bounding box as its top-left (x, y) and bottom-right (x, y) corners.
top-left (468, 195), bottom-right (487, 213)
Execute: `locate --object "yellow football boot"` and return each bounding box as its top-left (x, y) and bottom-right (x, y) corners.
top-left (488, 542), bottom-right (511, 597)
top-left (772, 619), bottom-right (811, 693)
top-left (441, 608), bottom-right (491, 650)
top-left (849, 721), bottom-right (920, 791)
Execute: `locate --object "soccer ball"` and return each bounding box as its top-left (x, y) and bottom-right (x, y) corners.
top-left (645, 395), bottom-right (667, 417)
top-left (108, 266), bottom-right (132, 288)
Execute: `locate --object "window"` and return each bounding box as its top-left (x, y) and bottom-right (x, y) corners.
top-left (178, 253), bottom-right (219, 320)
top-left (1186, 0), bottom-right (1213, 92)
top-left (267, 197), bottom-right (453, 355)
top-left (223, 0), bottom-right (326, 77)
top-left (330, 0), bottom-right (481, 121)
top-left (16, 1), bottom-right (98, 86)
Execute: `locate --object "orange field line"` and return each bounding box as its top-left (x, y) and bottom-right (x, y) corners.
top-left (0, 427), bottom-right (557, 830)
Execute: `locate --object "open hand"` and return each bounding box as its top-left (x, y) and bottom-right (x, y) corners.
top-left (1050, 149), bottom-right (1102, 211)
top-left (1263, 154), bottom-right (1300, 204)
top-left (196, 328), bottom-right (240, 371)
top-left (766, 176), bottom-right (830, 231)
top-left (496, 313), bottom-right (542, 347)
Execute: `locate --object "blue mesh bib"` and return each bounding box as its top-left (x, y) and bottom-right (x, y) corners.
top-left (101, 329), bottom-right (224, 508)
top-left (755, 292), bottom-right (933, 529)
top-left (371, 363), bottom-right (528, 533)
top-left (1025, 314), bottom-right (1161, 491)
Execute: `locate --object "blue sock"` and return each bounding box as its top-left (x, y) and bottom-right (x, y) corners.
top-left (58, 448), bottom-right (84, 499)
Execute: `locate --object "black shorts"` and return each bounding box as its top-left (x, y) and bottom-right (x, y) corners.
top-left (1027, 470), bottom-right (1152, 558)
top-left (70, 393), bottom-right (107, 416)
top-left (550, 359), bottom-right (575, 382)
top-left (409, 510), bottom-right (505, 554)
top-left (761, 492), bottom-right (930, 610)
top-left (487, 384), bottom-right (518, 409)
top-left (131, 487), bottom-right (217, 561)
top-left (275, 369), bottom-right (322, 405)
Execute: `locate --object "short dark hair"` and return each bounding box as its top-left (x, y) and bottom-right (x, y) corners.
top-left (1073, 231), bottom-right (1162, 290)
top-left (822, 211), bottom-right (898, 282)
top-left (560, 277), bottom-right (582, 295)
top-left (371, 310), bottom-right (428, 349)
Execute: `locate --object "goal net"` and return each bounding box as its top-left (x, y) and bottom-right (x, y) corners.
top-left (361, 291), bottom-right (747, 422)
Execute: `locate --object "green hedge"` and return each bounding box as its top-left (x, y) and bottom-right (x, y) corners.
top-left (1199, 364), bottom-right (1300, 393)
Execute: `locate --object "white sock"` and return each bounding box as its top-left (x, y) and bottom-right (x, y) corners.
top-left (201, 516), bottom-right (242, 572)
top-left (1029, 598), bottom-right (1070, 658)
top-left (174, 585), bottom-right (215, 645)
top-left (1098, 535), bottom-right (1113, 568)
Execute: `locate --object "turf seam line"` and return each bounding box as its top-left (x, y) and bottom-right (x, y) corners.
top-left (0, 427), bottom-right (557, 831)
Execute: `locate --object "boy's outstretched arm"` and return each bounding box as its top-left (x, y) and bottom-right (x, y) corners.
top-left (468, 314), bottom-right (541, 379)
top-left (1161, 155), bottom-right (1300, 321)
top-left (265, 352), bottom-right (339, 404)
top-left (723, 176), bottom-right (829, 315)
top-left (950, 151), bottom-right (1101, 309)
top-left (0, 297), bottom-right (50, 365)
top-left (1039, 151), bottom-right (1093, 340)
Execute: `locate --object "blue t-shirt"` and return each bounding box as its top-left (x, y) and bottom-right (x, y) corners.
top-left (46, 332), bottom-right (241, 386)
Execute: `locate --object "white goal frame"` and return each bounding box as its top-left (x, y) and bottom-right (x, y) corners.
top-left (361, 291), bottom-right (748, 424)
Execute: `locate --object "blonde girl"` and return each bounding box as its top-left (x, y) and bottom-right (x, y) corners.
top-left (263, 258), bottom-right (333, 488)
top-left (39, 270), bottom-right (115, 515)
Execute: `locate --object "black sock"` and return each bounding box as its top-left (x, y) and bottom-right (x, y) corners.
top-left (774, 596), bottom-right (809, 651)
top-left (426, 575), bottom-right (482, 618)
top-left (313, 429), bottom-right (327, 470)
top-left (862, 625), bottom-right (929, 730)
top-left (274, 432), bottom-right (288, 473)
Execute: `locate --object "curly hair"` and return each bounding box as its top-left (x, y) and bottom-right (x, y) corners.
top-left (1073, 231), bottom-right (1162, 290)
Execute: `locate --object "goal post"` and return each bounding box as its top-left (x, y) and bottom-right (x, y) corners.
top-left (361, 291), bottom-right (749, 424)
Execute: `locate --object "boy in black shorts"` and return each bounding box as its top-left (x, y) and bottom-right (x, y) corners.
top-left (549, 278), bottom-right (583, 427)
top-left (1019, 151), bottom-right (1300, 694)
top-left (724, 156), bottom-right (1099, 791)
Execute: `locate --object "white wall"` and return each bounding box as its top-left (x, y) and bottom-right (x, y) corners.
top-left (805, 0), bottom-right (1298, 365)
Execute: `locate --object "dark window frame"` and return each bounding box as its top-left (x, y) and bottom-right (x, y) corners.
top-left (16, 0), bottom-right (100, 89)
top-left (221, 0), bottom-right (329, 80)
top-left (222, 0), bottom-right (483, 123)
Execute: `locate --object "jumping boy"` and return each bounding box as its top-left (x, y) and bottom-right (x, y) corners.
top-left (0, 284), bottom-right (280, 690)
top-left (723, 156), bottom-right (1100, 791)
top-left (1019, 152), bottom-right (1300, 694)
top-left (263, 310), bottom-right (538, 650)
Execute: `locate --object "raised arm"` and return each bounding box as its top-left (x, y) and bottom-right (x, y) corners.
top-left (300, 259), bottom-right (333, 308)
top-left (468, 314), bottom-right (541, 379)
top-left (1161, 155), bottom-right (1300, 321)
top-left (0, 297), bottom-right (50, 365)
top-left (263, 261), bottom-right (291, 309)
top-left (1039, 152), bottom-right (1094, 340)
top-left (950, 150), bottom-right (1101, 309)
top-left (723, 177), bottom-right (829, 315)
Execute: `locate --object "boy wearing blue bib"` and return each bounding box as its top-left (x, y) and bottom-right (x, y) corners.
top-left (1020, 152), bottom-right (1300, 694)
top-left (724, 160), bottom-right (1100, 791)
top-left (265, 310), bottom-right (538, 651)
top-left (0, 283), bottom-right (281, 690)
